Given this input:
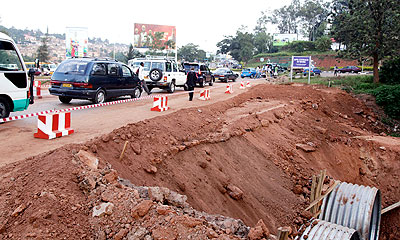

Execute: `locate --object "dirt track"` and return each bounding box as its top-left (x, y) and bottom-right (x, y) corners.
top-left (0, 82), bottom-right (399, 239)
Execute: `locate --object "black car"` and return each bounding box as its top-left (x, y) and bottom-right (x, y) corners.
top-left (213, 68), bottom-right (238, 82)
top-left (49, 58), bottom-right (141, 104)
top-left (182, 62), bottom-right (214, 87)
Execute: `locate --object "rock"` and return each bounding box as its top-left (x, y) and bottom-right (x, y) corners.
top-left (176, 215), bottom-right (203, 228)
top-left (292, 185), bottom-right (303, 195)
top-left (131, 200), bottom-right (153, 218)
top-left (165, 190), bottom-right (188, 208)
top-left (199, 161), bottom-right (207, 169)
top-left (104, 170), bottom-right (118, 184)
top-left (127, 227), bottom-right (148, 240)
top-left (102, 135), bottom-right (110, 142)
top-left (79, 176), bottom-right (97, 192)
top-left (226, 184), bottom-right (243, 200)
top-left (261, 120), bottom-right (269, 127)
top-left (312, 103), bottom-right (319, 110)
top-left (248, 219), bottom-right (270, 240)
top-left (295, 144), bottom-right (316, 152)
top-left (101, 189), bottom-right (115, 202)
top-left (207, 229), bottom-right (218, 238)
top-left (315, 126), bottom-right (327, 134)
top-left (170, 147), bottom-right (179, 155)
top-left (131, 143), bottom-right (141, 155)
top-left (156, 205), bottom-right (174, 215)
top-left (144, 165), bottom-right (157, 174)
top-left (114, 228), bottom-right (129, 240)
top-left (359, 167), bottom-right (367, 176)
top-left (353, 108), bottom-right (364, 115)
top-left (11, 203), bottom-right (28, 217)
top-left (77, 150), bottom-right (99, 170)
top-left (178, 145), bottom-right (186, 151)
top-left (300, 210), bottom-right (313, 219)
top-left (90, 144), bottom-right (98, 153)
top-left (92, 202), bottom-right (114, 217)
top-left (379, 146), bottom-right (386, 151)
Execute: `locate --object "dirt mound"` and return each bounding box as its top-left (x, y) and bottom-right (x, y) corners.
top-left (0, 84), bottom-right (399, 239)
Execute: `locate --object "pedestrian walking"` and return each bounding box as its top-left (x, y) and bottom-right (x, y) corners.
top-left (256, 66), bottom-right (260, 78)
top-left (334, 65), bottom-right (338, 76)
top-left (186, 67), bottom-right (197, 101)
top-left (137, 62), bottom-right (151, 95)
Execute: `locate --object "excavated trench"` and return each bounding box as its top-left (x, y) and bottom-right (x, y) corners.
top-left (0, 84), bottom-right (398, 239)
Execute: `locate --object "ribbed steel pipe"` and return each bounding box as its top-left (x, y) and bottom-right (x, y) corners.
top-left (299, 220), bottom-right (361, 240)
top-left (319, 182), bottom-right (381, 240)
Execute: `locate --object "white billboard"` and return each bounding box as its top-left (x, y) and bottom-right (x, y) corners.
top-left (273, 33), bottom-right (299, 46)
top-left (65, 27), bottom-right (88, 58)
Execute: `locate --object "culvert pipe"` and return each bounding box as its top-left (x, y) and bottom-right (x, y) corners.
top-left (299, 220), bottom-right (361, 240)
top-left (319, 182), bottom-right (381, 240)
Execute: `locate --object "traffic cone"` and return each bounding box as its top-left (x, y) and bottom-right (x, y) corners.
top-left (199, 89), bottom-right (211, 100)
top-left (151, 96), bottom-right (170, 112)
top-left (225, 84), bottom-right (233, 94)
top-left (34, 112), bottom-right (74, 139)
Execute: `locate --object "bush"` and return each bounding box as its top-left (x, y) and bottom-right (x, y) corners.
top-left (282, 41), bottom-right (316, 52)
top-left (315, 37), bottom-right (332, 52)
top-left (372, 85), bottom-right (400, 119)
top-left (380, 57), bottom-right (400, 85)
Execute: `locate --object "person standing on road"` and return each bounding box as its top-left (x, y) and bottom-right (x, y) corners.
top-left (256, 66), bottom-right (260, 78)
top-left (138, 62), bottom-right (151, 95)
top-left (334, 65), bottom-right (338, 76)
top-left (186, 67), bottom-right (197, 101)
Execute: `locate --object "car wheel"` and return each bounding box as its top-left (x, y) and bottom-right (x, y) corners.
top-left (59, 96), bottom-right (72, 104)
top-left (149, 68), bottom-right (163, 81)
top-left (199, 78), bottom-right (205, 87)
top-left (250, 74), bottom-right (255, 79)
top-left (131, 87), bottom-right (142, 98)
top-left (0, 97), bottom-right (10, 119)
top-left (94, 89), bottom-right (106, 104)
top-left (167, 82), bottom-right (175, 93)
top-left (209, 77), bottom-right (214, 86)
top-left (351, 70), bottom-right (354, 73)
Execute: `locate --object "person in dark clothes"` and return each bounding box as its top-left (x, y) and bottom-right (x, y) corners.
top-left (186, 67), bottom-right (197, 101)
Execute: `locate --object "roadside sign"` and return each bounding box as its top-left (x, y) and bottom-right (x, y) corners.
top-left (260, 58), bottom-right (265, 62)
top-left (292, 56), bottom-right (310, 68)
top-left (290, 56), bottom-right (312, 84)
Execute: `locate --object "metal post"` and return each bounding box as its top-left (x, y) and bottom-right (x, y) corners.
top-left (308, 56), bottom-right (311, 84)
top-left (290, 56), bottom-right (293, 82)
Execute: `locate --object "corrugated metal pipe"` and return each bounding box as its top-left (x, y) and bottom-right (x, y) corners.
top-left (299, 220), bottom-right (361, 240)
top-left (319, 182), bottom-right (381, 240)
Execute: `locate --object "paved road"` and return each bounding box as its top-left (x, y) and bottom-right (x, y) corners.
top-left (0, 78), bottom-right (265, 167)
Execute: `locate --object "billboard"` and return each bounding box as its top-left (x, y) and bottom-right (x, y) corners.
top-left (66, 27), bottom-right (88, 58)
top-left (273, 33), bottom-right (298, 46)
top-left (134, 23), bottom-right (176, 49)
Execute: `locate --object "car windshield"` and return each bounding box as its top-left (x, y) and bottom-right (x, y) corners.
top-left (183, 64), bottom-right (199, 71)
top-left (215, 68), bottom-right (228, 73)
top-left (0, 40), bottom-right (24, 71)
top-left (55, 60), bottom-right (89, 74)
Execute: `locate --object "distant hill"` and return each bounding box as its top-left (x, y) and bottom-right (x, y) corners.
top-left (0, 25), bottom-right (114, 45)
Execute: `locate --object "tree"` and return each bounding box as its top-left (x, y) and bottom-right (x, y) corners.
top-left (331, 0), bottom-right (400, 83)
top-left (265, 0), bottom-right (301, 34)
top-left (36, 35), bottom-right (50, 62)
top-left (216, 28), bottom-right (255, 63)
top-left (254, 32), bottom-right (273, 54)
top-left (178, 43), bottom-right (206, 62)
top-left (125, 44), bottom-right (144, 62)
top-left (298, 0), bottom-right (331, 41)
top-left (315, 36), bottom-right (332, 52)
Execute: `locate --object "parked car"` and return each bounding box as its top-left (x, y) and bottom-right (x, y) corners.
top-left (128, 57), bottom-right (186, 93)
top-left (182, 62), bottom-right (214, 87)
top-left (303, 67), bottom-right (322, 76)
top-left (338, 66), bottom-right (361, 73)
top-left (241, 68), bottom-right (256, 78)
top-left (213, 68), bottom-right (239, 82)
top-left (49, 58), bottom-right (142, 104)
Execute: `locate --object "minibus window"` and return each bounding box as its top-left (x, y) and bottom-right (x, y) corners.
top-left (0, 41), bottom-right (24, 71)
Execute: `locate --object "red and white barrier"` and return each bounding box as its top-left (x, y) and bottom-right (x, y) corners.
top-left (34, 111), bottom-right (74, 139)
top-left (151, 96), bottom-right (170, 112)
top-left (225, 84), bottom-right (233, 94)
top-left (240, 81), bottom-right (246, 89)
top-left (34, 80), bottom-right (42, 99)
top-left (199, 89), bottom-right (211, 100)
top-left (246, 81), bottom-right (251, 87)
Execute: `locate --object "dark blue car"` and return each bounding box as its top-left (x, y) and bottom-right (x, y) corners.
top-left (303, 67), bottom-right (322, 76)
top-left (49, 58), bottom-right (141, 104)
top-left (240, 68), bottom-right (256, 78)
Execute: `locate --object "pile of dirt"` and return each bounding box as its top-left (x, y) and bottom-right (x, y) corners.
top-left (0, 83), bottom-right (399, 239)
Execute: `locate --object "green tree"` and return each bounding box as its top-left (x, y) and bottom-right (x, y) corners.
top-left (36, 35), bottom-right (50, 62)
top-left (178, 43), bottom-right (206, 62)
top-left (254, 32), bottom-right (273, 54)
top-left (331, 0), bottom-right (400, 83)
top-left (315, 36), bottom-right (332, 52)
top-left (267, 0), bottom-right (301, 34)
top-left (216, 28), bottom-right (255, 63)
top-left (125, 44), bottom-right (144, 62)
top-left (298, 0), bottom-right (331, 41)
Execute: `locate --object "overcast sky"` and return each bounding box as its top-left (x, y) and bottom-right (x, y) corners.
top-left (1, 0), bottom-right (292, 53)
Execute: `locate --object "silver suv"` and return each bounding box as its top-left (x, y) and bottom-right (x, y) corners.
top-left (128, 57), bottom-right (186, 93)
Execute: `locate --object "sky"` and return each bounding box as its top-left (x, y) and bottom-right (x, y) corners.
top-left (1, 0), bottom-right (292, 53)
